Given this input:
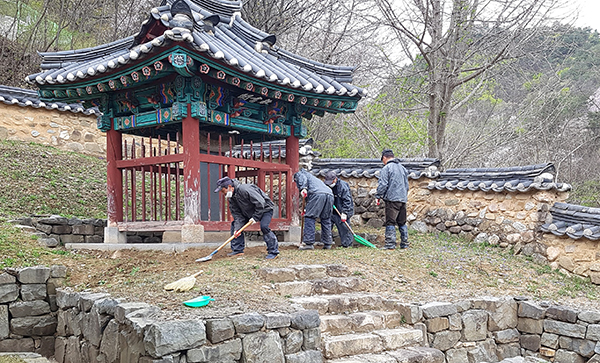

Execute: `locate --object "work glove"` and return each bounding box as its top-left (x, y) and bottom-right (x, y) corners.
top-left (341, 213), bottom-right (347, 223)
top-left (249, 218), bottom-right (256, 225)
top-left (376, 198), bottom-right (381, 206)
top-left (300, 189), bottom-right (308, 198)
top-left (233, 230), bottom-right (242, 238)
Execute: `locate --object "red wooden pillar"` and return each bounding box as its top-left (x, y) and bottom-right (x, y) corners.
top-left (106, 119), bottom-right (123, 226)
top-left (286, 131), bottom-right (300, 225)
top-left (182, 104), bottom-right (201, 224)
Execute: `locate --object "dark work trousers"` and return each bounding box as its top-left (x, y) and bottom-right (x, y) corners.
top-left (303, 193), bottom-right (334, 246)
top-left (331, 213), bottom-right (353, 247)
top-left (230, 211), bottom-right (279, 255)
top-left (384, 201), bottom-right (408, 247)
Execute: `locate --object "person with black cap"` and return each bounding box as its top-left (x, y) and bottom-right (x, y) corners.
top-left (293, 169), bottom-right (334, 250)
top-left (324, 171), bottom-right (355, 248)
top-left (376, 149), bottom-right (410, 250)
top-left (214, 177), bottom-right (279, 259)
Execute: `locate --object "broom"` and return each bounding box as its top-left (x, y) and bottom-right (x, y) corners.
top-left (333, 205), bottom-right (377, 249)
top-left (164, 270), bottom-right (204, 292)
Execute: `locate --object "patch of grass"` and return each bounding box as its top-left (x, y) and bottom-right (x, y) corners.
top-left (0, 356), bottom-right (28, 363)
top-left (0, 140), bottom-right (107, 219)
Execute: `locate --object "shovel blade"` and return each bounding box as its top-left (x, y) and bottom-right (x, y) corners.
top-left (195, 255), bottom-right (213, 263)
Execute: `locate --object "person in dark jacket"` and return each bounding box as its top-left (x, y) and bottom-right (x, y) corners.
top-left (324, 171), bottom-right (355, 248)
top-left (293, 169), bottom-right (334, 250)
top-left (214, 177), bottom-right (279, 259)
top-left (376, 149), bottom-right (410, 250)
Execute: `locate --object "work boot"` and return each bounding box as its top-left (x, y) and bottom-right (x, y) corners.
top-left (384, 225), bottom-right (397, 249)
top-left (299, 244), bottom-right (314, 250)
top-left (380, 245), bottom-right (396, 250)
top-left (265, 253), bottom-right (278, 260)
top-left (227, 251), bottom-right (244, 257)
top-left (322, 244), bottom-right (332, 250)
top-left (399, 225), bottom-right (409, 249)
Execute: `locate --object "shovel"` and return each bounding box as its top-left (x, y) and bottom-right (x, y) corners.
top-left (333, 205), bottom-right (377, 249)
top-left (195, 220), bottom-right (254, 262)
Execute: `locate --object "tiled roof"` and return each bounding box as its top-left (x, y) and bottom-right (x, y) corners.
top-left (427, 163), bottom-right (571, 193)
top-left (541, 202), bottom-right (600, 240)
top-left (226, 138), bottom-right (319, 159)
top-left (310, 158), bottom-right (441, 180)
top-left (0, 85), bottom-right (98, 115)
top-left (26, 0), bottom-right (365, 100)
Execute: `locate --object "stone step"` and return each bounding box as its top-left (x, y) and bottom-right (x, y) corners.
top-left (323, 328), bottom-right (424, 360)
top-left (320, 311), bottom-right (403, 335)
top-left (277, 277), bottom-right (363, 297)
top-left (258, 264), bottom-right (351, 283)
top-left (326, 346), bottom-right (445, 363)
top-left (290, 294), bottom-right (385, 314)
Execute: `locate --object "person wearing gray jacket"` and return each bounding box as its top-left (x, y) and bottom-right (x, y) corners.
top-left (375, 149), bottom-right (409, 249)
top-left (324, 171), bottom-right (355, 248)
top-left (214, 177), bottom-right (279, 259)
top-left (293, 169), bottom-right (334, 250)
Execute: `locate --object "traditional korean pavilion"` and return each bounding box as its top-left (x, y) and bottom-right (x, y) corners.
top-left (27, 0), bottom-right (364, 242)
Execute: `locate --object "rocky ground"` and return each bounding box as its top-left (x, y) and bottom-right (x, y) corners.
top-left (51, 230), bottom-right (600, 320)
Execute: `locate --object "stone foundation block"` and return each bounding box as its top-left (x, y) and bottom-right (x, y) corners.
top-left (161, 231), bottom-right (181, 243)
top-left (104, 227), bottom-right (127, 244)
top-left (21, 284), bottom-right (47, 301)
top-left (181, 224), bottom-right (204, 243)
top-left (284, 329), bottom-right (303, 354)
top-left (520, 334), bottom-right (541, 351)
top-left (11, 314), bottom-right (57, 336)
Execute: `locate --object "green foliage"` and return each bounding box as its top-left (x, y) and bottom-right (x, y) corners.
top-left (567, 180), bottom-right (600, 207)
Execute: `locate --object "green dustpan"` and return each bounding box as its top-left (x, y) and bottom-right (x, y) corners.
top-left (183, 295), bottom-right (214, 307)
top-left (333, 206), bottom-right (377, 249)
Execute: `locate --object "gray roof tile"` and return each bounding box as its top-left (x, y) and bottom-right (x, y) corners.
top-left (26, 0), bottom-right (364, 101)
top-left (541, 202), bottom-right (600, 240)
top-left (0, 85), bottom-right (98, 115)
top-left (310, 158), bottom-right (441, 180)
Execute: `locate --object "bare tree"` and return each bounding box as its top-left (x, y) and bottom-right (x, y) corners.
top-left (372, 0), bottom-right (570, 161)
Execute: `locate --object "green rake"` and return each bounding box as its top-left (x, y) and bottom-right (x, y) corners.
top-left (333, 206), bottom-right (377, 249)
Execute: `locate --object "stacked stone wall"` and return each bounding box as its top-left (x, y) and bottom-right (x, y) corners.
top-left (0, 266), bottom-right (66, 356)
top-left (5, 266), bottom-right (600, 362)
top-left (0, 104), bottom-right (106, 156)
top-left (345, 177), bottom-right (569, 264)
top-left (542, 234), bottom-right (600, 286)
top-left (11, 216), bottom-right (166, 245)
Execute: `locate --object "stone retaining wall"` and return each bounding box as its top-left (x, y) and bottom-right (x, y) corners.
top-left (402, 297), bottom-right (600, 362)
top-left (0, 266), bottom-right (66, 355)
top-left (0, 103), bottom-right (105, 156)
top-left (11, 216), bottom-right (165, 245)
top-left (5, 266), bottom-right (600, 362)
top-left (542, 234), bottom-right (600, 286)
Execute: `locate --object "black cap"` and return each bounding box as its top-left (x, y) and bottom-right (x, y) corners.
top-left (324, 171), bottom-right (337, 186)
top-left (214, 177), bottom-right (233, 193)
top-left (381, 149), bottom-right (394, 161)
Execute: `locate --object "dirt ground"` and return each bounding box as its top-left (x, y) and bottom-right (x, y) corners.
top-left (56, 232), bottom-right (600, 320)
